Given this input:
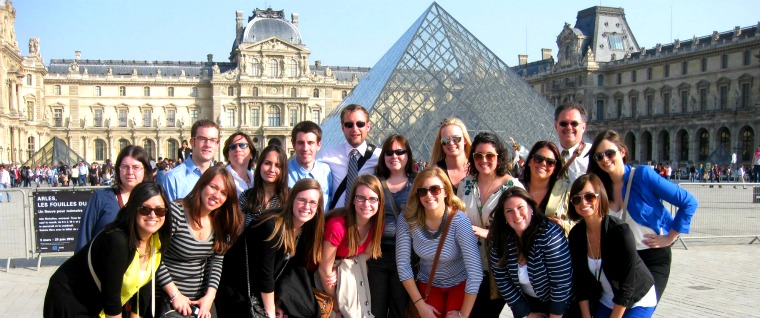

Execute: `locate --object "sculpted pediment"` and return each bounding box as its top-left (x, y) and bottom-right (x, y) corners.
top-left (239, 37), bottom-right (305, 54)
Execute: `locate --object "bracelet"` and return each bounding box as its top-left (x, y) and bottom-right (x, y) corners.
top-left (169, 291), bottom-right (178, 303)
top-left (413, 298), bottom-right (424, 305)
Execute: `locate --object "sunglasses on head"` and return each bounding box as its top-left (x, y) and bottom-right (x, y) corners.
top-left (384, 149), bottom-right (408, 156)
top-left (531, 154), bottom-right (557, 167)
top-left (473, 152), bottom-right (498, 161)
top-left (570, 193), bottom-right (599, 206)
top-left (227, 142), bottom-right (250, 151)
top-left (343, 121), bottom-right (366, 129)
top-left (417, 185), bottom-right (443, 197)
top-left (137, 206), bottom-right (167, 217)
top-left (440, 135), bottom-right (462, 145)
top-left (558, 121), bottom-right (581, 128)
top-left (593, 149), bottom-right (618, 162)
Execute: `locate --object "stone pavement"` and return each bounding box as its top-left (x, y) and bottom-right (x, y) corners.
top-left (2, 242), bottom-right (758, 318)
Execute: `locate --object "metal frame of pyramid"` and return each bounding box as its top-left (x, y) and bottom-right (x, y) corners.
top-left (320, 2), bottom-right (557, 160)
top-left (22, 137), bottom-right (87, 168)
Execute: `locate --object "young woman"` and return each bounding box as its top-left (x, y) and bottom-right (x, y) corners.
top-left (370, 134), bottom-right (417, 318)
top-left (156, 166), bottom-right (244, 318)
top-left (567, 173), bottom-right (657, 318)
top-left (396, 167), bottom-right (481, 318)
top-left (217, 178), bottom-right (325, 318)
top-left (428, 118), bottom-right (472, 192)
top-left (76, 146), bottom-right (152, 252)
top-left (239, 144), bottom-right (289, 227)
top-left (222, 132), bottom-right (256, 196)
top-left (456, 132), bottom-right (523, 316)
top-left (44, 182), bottom-right (172, 318)
top-left (318, 174), bottom-right (385, 318)
top-left (520, 141), bottom-right (573, 233)
top-left (587, 130), bottom-right (697, 303)
top-left (487, 187), bottom-right (574, 318)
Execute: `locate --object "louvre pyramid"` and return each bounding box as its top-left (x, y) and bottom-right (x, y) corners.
top-left (320, 2), bottom-right (556, 160)
top-left (23, 137), bottom-right (86, 167)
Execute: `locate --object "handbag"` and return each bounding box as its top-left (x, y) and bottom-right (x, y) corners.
top-left (244, 239), bottom-right (269, 317)
top-left (312, 288), bottom-right (334, 318)
top-left (405, 210), bottom-right (457, 318)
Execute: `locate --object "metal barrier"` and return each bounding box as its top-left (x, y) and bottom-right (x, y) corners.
top-left (673, 182), bottom-right (760, 249)
top-left (0, 188), bottom-right (32, 271)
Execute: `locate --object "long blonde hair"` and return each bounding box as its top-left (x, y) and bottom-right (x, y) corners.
top-left (428, 118), bottom-right (472, 165)
top-left (404, 167), bottom-right (465, 231)
top-left (326, 175), bottom-right (385, 259)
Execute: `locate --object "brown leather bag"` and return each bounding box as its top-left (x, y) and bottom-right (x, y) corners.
top-left (312, 288), bottom-right (334, 318)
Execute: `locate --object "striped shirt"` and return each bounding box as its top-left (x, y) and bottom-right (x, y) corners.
top-left (156, 202), bottom-right (224, 300)
top-left (395, 211), bottom-right (482, 294)
top-left (489, 220), bottom-right (573, 317)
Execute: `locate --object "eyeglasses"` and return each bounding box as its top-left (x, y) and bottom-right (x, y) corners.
top-left (440, 135), bottom-right (462, 145)
top-left (570, 193), bottom-right (599, 206)
top-left (558, 121), bottom-right (581, 128)
top-left (355, 195), bottom-right (380, 204)
top-left (120, 165), bottom-right (143, 173)
top-left (592, 149), bottom-right (618, 162)
top-left (384, 149), bottom-right (407, 157)
top-left (295, 197), bottom-right (319, 208)
top-left (227, 142), bottom-right (250, 151)
top-left (137, 206), bottom-right (167, 217)
top-left (531, 154), bottom-right (557, 167)
top-left (416, 185), bottom-right (443, 197)
top-left (473, 152), bottom-right (498, 161)
top-left (194, 136), bottom-right (220, 145)
top-left (343, 121), bottom-right (366, 129)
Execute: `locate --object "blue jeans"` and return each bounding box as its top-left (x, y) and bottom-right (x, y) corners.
top-left (596, 304), bottom-right (655, 318)
top-left (0, 183), bottom-right (10, 202)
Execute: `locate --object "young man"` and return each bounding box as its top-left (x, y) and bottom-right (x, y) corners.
top-left (287, 121), bottom-right (332, 210)
top-left (162, 119), bottom-right (220, 201)
top-left (316, 104), bottom-right (381, 209)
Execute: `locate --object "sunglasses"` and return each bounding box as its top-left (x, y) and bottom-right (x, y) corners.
top-left (417, 185), bottom-right (443, 197)
top-left (137, 206), bottom-right (167, 217)
top-left (227, 142), bottom-right (250, 151)
top-left (343, 121), bottom-right (366, 129)
top-left (593, 149), bottom-right (618, 162)
top-left (558, 121), bottom-right (581, 128)
top-left (384, 149), bottom-right (408, 156)
top-left (473, 152), bottom-right (498, 161)
top-left (570, 193), bottom-right (599, 206)
top-left (440, 135), bottom-right (462, 145)
top-left (531, 154), bottom-right (557, 167)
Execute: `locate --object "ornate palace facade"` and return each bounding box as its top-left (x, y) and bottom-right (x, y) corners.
top-left (515, 6), bottom-right (760, 167)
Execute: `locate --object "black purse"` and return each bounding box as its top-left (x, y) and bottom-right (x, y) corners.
top-left (245, 239), bottom-right (273, 317)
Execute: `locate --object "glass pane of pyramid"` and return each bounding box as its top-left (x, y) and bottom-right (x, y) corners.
top-left (320, 3), bottom-right (557, 161)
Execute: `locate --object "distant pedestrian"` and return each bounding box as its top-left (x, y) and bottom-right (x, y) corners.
top-left (0, 165), bottom-right (11, 202)
top-left (754, 145), bottom-right (760, 182)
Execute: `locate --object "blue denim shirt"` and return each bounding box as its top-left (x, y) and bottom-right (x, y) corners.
top-left (287, 159), bottom-right (332, 211)
top-left (162, 158), bottom-right (203, 202)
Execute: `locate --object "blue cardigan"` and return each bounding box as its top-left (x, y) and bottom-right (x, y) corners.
top-left (623, 165), bottom-right (698, 234)
top-left (489, 220), bottom-right (573, 317)
top-left (75, 188), bottom-right (120, 252)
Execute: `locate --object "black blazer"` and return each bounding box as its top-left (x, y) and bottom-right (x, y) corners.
top-left (568, 215), bottom-right (654, 309)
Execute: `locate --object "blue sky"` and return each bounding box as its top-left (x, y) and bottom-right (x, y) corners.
top-left (13, 1), bottom-right (760, 68)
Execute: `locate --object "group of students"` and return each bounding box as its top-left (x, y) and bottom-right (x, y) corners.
top-left (42, 101), bottom-right (697, 318)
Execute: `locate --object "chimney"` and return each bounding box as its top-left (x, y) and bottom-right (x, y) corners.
top-left (291, 13), bottom-right (299, 28)
top-left (541, 48), bottom-right (552, 60)
top-left (518, 54), bottom-right (528, 65)
top-left (315, 60), bottom-right (321, 68)
top-left (75, 51), bottom-right (81, 60)
top-left (236, 11), bottom-right (244, 44)
top-left (207, 54), bottom-right (213, 63)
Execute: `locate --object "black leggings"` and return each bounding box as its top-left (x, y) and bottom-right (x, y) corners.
top-left (637, 246), bottom-right (672, 302)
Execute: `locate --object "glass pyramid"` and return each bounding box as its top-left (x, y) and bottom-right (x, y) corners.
top-left (320, 2), bottom-right (556, 160)
top-left (23, 137), bottom-right (87, 168)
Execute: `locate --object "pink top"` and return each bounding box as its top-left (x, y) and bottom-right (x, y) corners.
top-left (324, 215), bottom-right (374, 258)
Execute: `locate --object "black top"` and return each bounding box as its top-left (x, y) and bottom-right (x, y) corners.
top-left (568, 215), bottom-right (654, 309)
top-left (436, 159), bottom-right (459, 193)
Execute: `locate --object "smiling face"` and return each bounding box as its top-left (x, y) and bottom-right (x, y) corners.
top-left (192, 126), bottom-right (220, 163)
top-left (353, 185), bottom-right (380, 222)
top-left (292, 189), bottom-right (320, 229)
top-left (440, 125), bottom-right (465, 158)
top-left (473, 142), bottom-right (498, 176)
top-left (554, 109), bottom-right (586, 149)
top-left (384, 141), bottom-right (408, 173)
top-left (294, 132), bottom-right (321, 167)
top-left (136, 194), bottom-right (166, 239)
top-left (528, 147), bottom-right (557, 182)
top-left (341, 110), bottom-right (370, 148)
top-left (227, 134), bottom-right (252, 170)
top-left (259, 150), bottom-right (282, 184)
top-left (504, 196), bottom-right (532, 237)
top-left (418, 176), bottom-right (446, 213)
top-left (593, 139), bottom-right (626, 175)
top-left (200, 175), bottom-right (229, 213)
top-left (119, 156), bottom-right (146, 191)
top-left (573, 181), bottom-right (600, 220)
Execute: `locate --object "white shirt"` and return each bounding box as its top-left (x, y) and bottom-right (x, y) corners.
top-left (316, 141), bottom-right (381, 209)
top-left (594, 257), bottom-right (658, 309)
top-left (225, 165), bottom-right (254, 197)
top-left (0, 170), bottom-right (9, 185)
top-left (559, 142), bottom-right (591, 184)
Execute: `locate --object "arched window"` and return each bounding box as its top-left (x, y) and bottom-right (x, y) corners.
top-left (290, 87), bottom-right (297, 98)
top-left (94, 86), bottom-right (101, 96)
top-left (119, 86), bottom-right (126, 96)
top-left (268, 105), bottom-right (281, 127)
top-left (342, 90), bottom-right (348, 99)
top-left (228, 86), bottom-right (235, 96)
top-left (252, 87), bottom-right (259, 97)
top-left (143, 86), bottom-right (150, 97)
top-left (718, 127), bottom-right (731, 152)
top-left (168, 87), bottom-right (175, 97)
top-left (167, 139), bottom-right (178, 160)
top-left (143, 139), bottom-right (156, 159)
top-left (698, 129), bottom-right (709, 161)
top-left (270, 59), bottom-right (278, 77)
top-left (289, 59), bottom-right (298, 78)
top-left (313, 88), bottom-right (320, 98)
top-left (119, 139), bottom-right (130, 151)
top-left (26, 74), bottom-right (32, 85)
top-left (27, 136), bottom-right (35, 160)
top-left (741, 127), bottom-right (755, 161)
top-left (251, 59), bottom-right (260, 76)
top-left (94, 139), bottom-right (106, 161)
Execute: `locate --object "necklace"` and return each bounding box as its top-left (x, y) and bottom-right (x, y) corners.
top-left (138, 239), bottom-right (151, 258)
top-left (586, 231), bottom-right (601, 281)
top-left (422, 207), bottom-right (449, 240)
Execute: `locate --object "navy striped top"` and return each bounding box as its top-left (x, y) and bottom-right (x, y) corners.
top-left (156, 202), bottom-right (224, 300)
top-left (489, 220), bottom-right (573, 317)
top-left (395, 211), bottom-right (482, 294)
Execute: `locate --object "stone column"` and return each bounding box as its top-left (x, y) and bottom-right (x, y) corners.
top-left (10, 81), bottom-right (18, 114)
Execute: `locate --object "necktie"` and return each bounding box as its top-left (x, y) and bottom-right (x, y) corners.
top-left (561, 149), bottom-right (570, 166)
top-left (345, 149), bottom-right (360, 206)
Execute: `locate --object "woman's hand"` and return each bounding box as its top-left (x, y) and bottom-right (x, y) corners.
top-left (190, 293), bottom-right (215, 318)
top-left (325, 268), bottom-right (338, 287)
top-left (446, 310), bottom-right (464, 318)
top-left (643, 233), bottom-right (677, 248)
top-left (416, 300), bottom-right (440, 318)
top-left (471, 225), bottom-right (488, 239)
top-left (171, 292), bottom-right (193, 316)
top-left (527, 312), bottom-right (548, 318)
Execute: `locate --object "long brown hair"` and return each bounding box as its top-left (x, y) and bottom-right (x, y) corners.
top-left (567, 173), bottom-right (609, 221)
top-left (521, 141), bottom-right (563, 212)
top-left (587, 130), bottom-right (630, 203)
top-left (180, 166), bottom-right (243, 254)
top-left (242, 145), bottom-right (289, 214)
top-left (487, 187), bottom-right (547, 267)
top-left (326, 174), bottom-right (385, 259)
top-left (404, 167), bottom-right (466, 231)
top-left (258, 178), bottom-right (325, 263)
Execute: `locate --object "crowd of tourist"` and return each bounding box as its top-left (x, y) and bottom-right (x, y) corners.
top-left (40, 101), bottom-right (706, 318)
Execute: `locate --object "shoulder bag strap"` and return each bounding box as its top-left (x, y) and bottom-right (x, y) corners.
top-left (557, 142), bottom-right (586, 177)
top-left (87, 233), bottom-right (102, 291)
top-left (543, 180), bottom-right (569, 218)
top-left (423, 210), bottom-right (457, 299)
top-left (622, 167), bottom-right (636, 222)
top-left (380, 178), bottom-right (400, 218)
top-left (329, 144), bottom-right (376, 210)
